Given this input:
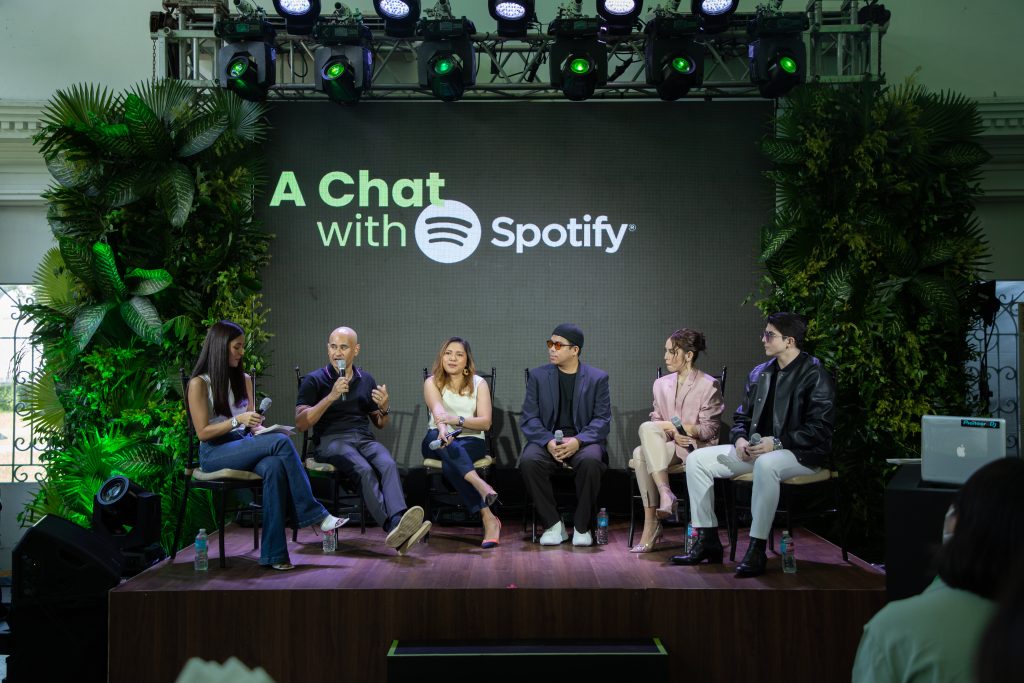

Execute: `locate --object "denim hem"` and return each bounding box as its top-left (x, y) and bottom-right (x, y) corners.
top-left (297, 506), bottom-right (328, 529)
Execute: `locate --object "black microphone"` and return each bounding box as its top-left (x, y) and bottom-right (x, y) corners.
top-left (245, 397), bottom-right (271, 434)
top-left (336, 359), bottom-right (347, 401)
top-left (671, 416), bottom-right (695, 451)
top-left (429, 427), bottom-right (463, 450)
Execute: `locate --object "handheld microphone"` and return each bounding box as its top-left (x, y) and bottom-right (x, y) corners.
top-left (670, 416), bottom-right (687, 434)
top-left (554, 429), bottom-right (564, 445)
top-left (245, 397), bottom-right (271, 434)
top-left (336, 359), bottom-right (347, 401)
top-left (429, 427), bottom-right (463, 450)
top-left (749, 432), bottom-right (762, 446)
top-left (671, 416), bottom-right (695, 450)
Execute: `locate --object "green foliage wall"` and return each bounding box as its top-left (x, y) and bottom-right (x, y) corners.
top-left (756, 82), bottom-right (991, 560)
top-left (21, 81), bottom-right (272, 551)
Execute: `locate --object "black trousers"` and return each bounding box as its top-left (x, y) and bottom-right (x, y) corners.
top-left (519, 442), bottom-right (607, 532)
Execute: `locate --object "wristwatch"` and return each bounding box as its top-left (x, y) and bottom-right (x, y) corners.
top-left (772, 436), bottom-right (783, 451)
top-left (231, 417), bottom-right (239, 428)
top-left (458, 415), bottom-right (465, 427)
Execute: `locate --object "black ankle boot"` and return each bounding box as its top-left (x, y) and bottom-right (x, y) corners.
top-left (671, 528), bottom-right (724, 565)
top-left (735, 537), bottom-right (768, 577)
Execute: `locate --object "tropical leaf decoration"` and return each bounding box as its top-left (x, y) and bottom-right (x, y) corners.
top-left (21, 370), bottom-right (66, 433)
top-left (754, 79), bottom-right (990, 561)
top-left (19, 79), bottom-right (273, 552)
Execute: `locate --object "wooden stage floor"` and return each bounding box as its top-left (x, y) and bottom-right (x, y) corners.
top-left (109, 520), bottom-right (885, 683)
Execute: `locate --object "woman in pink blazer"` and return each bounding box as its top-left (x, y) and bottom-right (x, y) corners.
top-left (630, 329), bottom-right (724, 553)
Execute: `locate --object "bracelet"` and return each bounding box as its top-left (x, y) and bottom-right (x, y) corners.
top-left (458, 415), bottom-right (465, 427)
top-left (378, 407), bottom-right (390, 416)
top-left (772, 437), bottom-right (783, 451)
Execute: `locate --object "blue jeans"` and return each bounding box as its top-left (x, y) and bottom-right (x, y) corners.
top-left (421, 430), bottom-right (489, 513)
top-left (199, 432), bottom-right (327, 565)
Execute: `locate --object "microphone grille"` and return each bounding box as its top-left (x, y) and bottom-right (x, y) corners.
top-left (259, 397), bottom-right (272, 411)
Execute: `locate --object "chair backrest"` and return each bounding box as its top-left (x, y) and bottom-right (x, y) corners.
top-left (179, 369), bottom-right (200, 469)
top-left (294, 366), bottom-right (314, 458)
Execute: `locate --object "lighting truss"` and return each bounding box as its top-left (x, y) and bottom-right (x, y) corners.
top-left (150, 0), bottom-right (888, 101)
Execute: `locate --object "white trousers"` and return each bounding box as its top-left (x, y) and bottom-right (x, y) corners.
top-left (685, 444), bottom-right (817, 540)
top-left (632, 421), bottom-right (678, 508)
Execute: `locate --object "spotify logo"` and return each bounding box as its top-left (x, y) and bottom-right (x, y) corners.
top-left (414, 199), bottom-right (482, 264)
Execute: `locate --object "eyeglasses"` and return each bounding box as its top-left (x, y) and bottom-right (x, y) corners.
top-left (546, 340), bottom-right (577, 351)
top-left (761, 330), bottom-right (788, 341)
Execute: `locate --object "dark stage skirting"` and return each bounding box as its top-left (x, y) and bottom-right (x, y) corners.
top-left (108, 521), bottom-right (885, 683)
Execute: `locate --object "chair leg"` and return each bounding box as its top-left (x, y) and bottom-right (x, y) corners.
top-left (726, 481), bottom-right (738, 562)
top-left (531, 497), bottom-right (539, 544)
top-left (627, 476), bottom-right (637, 549)
top-left (835, 478), bottom-right (849, 562)
top-left (253, 504), bottom-right (260, 550)
top-left (216, 489), bottom-right (227, 569)
top-left (171, 476), bottom-right (191, 560)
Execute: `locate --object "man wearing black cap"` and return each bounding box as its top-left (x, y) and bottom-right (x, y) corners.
top-left (519, 323), bottom-right (611, 546)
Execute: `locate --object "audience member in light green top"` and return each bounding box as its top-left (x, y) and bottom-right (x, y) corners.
top-left (852, 457), bottom-right (1024, 683)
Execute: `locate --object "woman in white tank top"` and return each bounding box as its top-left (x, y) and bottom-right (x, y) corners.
top-left (186, 321), bottom-right (346, 571)
top-left (422, 336), bottom-right (501, 548)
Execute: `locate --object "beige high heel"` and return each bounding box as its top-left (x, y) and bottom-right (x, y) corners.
top-left (656, 486), bottom-right (678, 520)
top-left (629, 522), bottom-right (664, 553)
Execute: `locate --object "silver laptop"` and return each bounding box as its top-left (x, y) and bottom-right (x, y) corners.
top-left (921, 415), bottom-right (1007, 485)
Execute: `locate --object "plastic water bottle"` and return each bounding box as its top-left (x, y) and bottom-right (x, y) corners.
top-left (322, 528), bottom-right (338, 553)
top-left (685, 522), bottom-right (697, 554)
top-left (595, 508), bottom-right (609, 545)
top-left (194, 529), bottom-right (208, 571)
top-left (781, 530), bottom-right (797, 573)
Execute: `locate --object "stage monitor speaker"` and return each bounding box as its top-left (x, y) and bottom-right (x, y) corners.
top-left (7, 515), bottom-right (123, 683)
top-left (388, 639), bottom-right (668, 682)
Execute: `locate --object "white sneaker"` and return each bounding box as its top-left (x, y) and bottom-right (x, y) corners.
top-left (539, 521), bottom-right (569, 545)
top-left (572, 529), bottom-right (593, 547)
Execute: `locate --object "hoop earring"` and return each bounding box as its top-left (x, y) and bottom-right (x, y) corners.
top-left (463, 367), bottom-right (470, 376)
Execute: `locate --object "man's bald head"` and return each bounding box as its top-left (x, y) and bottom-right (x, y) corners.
top-left (330, 326), bottom-right (358, 344)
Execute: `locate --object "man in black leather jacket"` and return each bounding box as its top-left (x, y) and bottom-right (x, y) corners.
top-left (671, 312), bottom-right (836, 577)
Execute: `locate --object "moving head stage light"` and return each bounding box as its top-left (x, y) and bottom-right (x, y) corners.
top-left (748, 11), bottom-right (809, 98)
top-left (645, 14), bottom-right (704, 101)
top-left (314, 8), bottom-right (373, 104)
top-left (92, 475), bottom-right (165, 575)
top-left (549, 16), bottom-right (608, 101)
top-left (216, 10), bottom-right (277, 101)
top-left (417, 16), bottom-right (476, 102)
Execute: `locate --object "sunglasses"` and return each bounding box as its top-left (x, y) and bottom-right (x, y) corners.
top-left (546, 340), bottom-right (577, 351)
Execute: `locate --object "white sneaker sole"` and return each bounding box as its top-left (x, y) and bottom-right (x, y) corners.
top-left (385, 506), bottom-right (425, 548)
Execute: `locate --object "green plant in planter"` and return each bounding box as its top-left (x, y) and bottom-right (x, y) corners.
top-left (21, 80), bottom-right (271, 551)
top-left (755, 81), bottom-right (991, 560)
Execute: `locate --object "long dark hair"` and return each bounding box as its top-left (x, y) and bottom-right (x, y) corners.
top-left (191, 320), bottom-right (247, 418)
top-left (936, 457), bottom-right (1024, 599)
top-left (430, 337), bottom-right (477, 397)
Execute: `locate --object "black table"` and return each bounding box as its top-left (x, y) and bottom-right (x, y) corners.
top-left (884, 463), bottom-right (958, 600)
